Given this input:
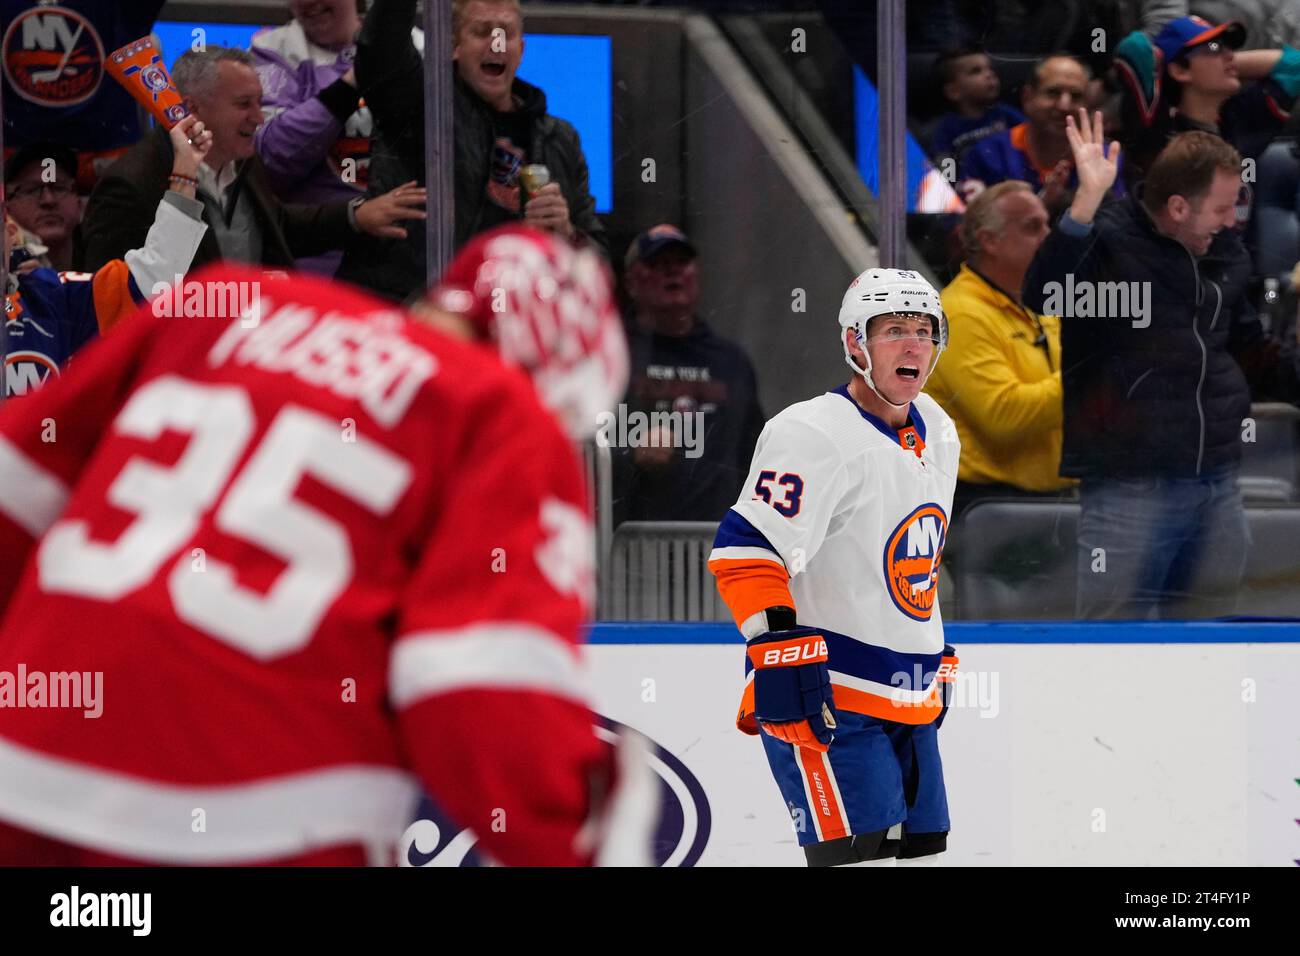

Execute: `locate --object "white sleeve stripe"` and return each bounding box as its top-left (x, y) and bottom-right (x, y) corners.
top-left (831, 670), bottom-right (935, 704)
top-left (0, 436), bottom-right (70, 538)
top-left (389, 623), bottom-right (590, 708)
top-left (0, 735), bottom-right (418, 863)
top-left (707, 545), bottom-right (786, 567)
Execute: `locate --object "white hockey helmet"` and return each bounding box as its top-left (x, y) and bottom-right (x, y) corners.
top-left (837, 267), bottom-right (947, 409)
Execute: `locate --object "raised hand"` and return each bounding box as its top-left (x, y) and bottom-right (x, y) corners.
top-left (1064, 108), bottom-right (1120, 224)
top-left (1065, 107), bottom-right (1120, 196)
top-left (169, 114), bottom-right (213, 179)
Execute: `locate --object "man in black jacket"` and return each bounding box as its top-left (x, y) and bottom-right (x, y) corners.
top-left (611, 225), bottom-right (765, 525)
top-left (335, 0), bottom-right (606, 301)
top-left (81, 47), bottom-right (423, 273)
top-left (1023, 114), bottom-right (1300, 619)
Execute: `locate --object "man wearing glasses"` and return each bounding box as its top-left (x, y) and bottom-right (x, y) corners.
top-left (3, 143), bottom-right (84, 273)
top-left (1114, 15), bottom-right (1300, 197)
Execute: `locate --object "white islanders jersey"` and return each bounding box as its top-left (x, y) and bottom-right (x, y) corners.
top-left (709, 384), bottom-right (960, 724)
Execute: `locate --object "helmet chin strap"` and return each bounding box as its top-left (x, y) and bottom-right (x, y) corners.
top-left (844, 349), bottom-right (910, 412)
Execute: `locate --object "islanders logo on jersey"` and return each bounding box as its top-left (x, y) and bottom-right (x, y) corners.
top-left (4, 349), bottom-right (60, 397)
top-left (3, 6), bottom-right (105, 107)
top-left (883, 502), bottom-right (948, 621)
top-left (4, 304), bottom-right (61, 397)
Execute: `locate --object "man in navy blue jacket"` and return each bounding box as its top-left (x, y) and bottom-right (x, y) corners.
top-left (1023, 113), bottom-right (1300, 619)
top-left (612, 225), bottom-right (764, 525)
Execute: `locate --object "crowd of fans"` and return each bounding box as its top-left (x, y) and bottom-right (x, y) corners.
top-left (3, 0), bottom-right (1300, 619)
top-left (3, 0), bottom-right (751, 515)
top-left (918, 10), bottom-right (1300, 618)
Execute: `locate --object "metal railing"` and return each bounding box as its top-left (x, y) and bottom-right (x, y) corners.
top-left (603, 521), bottom-right (727, 622)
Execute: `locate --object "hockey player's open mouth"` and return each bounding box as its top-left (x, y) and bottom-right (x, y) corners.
top-left (896, 365), bottom-right (920, 380)
top-left (482, 62), bottom-right (506, 78)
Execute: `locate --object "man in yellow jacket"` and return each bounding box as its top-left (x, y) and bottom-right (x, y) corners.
top-left (926, 180), bottom-right (1076, 521)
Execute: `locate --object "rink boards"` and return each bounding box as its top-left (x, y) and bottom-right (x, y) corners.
top-left (585, 622), bottom-right (1300, 867)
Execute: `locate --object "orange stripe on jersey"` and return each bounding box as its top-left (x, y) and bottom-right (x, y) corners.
top-left (90, 260), bottom-right (140, 334)
top-left (798, 746), bottom-right (848, 841)
top-left (831, 681), bottom-right (944, 725)
top-left (1009, 121), bottom-right (1066, 182)
top-left (709, 558), bottom-right (793, 631)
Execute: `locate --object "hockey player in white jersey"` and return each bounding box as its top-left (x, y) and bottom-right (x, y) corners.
top-left (709, 268), bottom-right (960, 866)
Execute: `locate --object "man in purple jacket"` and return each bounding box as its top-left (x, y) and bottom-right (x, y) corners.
top-left (253, 0), bottom-right (372, 275)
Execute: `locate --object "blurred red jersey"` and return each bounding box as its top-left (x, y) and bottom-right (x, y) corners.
top-left (0, 265), bottom-right (606, 866)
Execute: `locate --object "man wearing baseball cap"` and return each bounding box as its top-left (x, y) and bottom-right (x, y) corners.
top-left (624, 223), bottom-right (696, 271)
top-left (4, 143), bottom-right (83, 272)
top-left (1114, 14), bottom-right (1300, 193)
top-left (613, 224), bottom-right (765, 525)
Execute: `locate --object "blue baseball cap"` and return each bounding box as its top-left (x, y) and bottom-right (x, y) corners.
top-left (625, 223), bottom-right (696, 268)
top-left (1154, 15), bottom-right (1246, 65)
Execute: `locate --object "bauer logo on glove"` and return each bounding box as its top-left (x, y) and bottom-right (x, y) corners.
top-left (747, 626), bottom-right (838, 752)
top-left (752, 634), bottom-right (828, 668)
